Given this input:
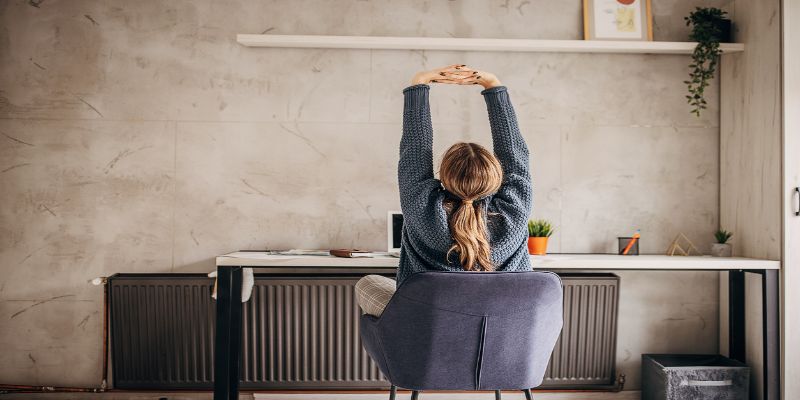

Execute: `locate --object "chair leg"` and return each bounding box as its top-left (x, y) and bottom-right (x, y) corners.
top-left (522, 388), bottom-right (533, 400)
top-left (411, 390), bottom-right (421, 400)
top-left (495, 390), bottom-right (502, 400)
top-left (389, 385), bottom-right (397, 400)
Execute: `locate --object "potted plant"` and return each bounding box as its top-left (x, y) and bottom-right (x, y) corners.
top-left (684, 7), bottom-right (732, 117)
top-left (527, 219), bottom-right (554, 255)
top-left (711, 229), bottom-right (733, 257)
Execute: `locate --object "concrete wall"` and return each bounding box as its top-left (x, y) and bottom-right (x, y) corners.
top-left (1, 0), bottom-right (725, 389)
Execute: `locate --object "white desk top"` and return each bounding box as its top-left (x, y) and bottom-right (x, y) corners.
top-left (216, 252), bottom-right (780, 270)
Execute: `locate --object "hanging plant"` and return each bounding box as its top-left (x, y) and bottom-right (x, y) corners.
top-left (684, 7), bottom-right (731, 117)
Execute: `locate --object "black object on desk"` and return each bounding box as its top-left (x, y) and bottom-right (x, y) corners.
top-left (618, 236), bottom-right (640, 255)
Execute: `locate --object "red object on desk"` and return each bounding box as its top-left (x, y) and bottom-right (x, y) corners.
top-left (330, 249), bottom-right (373, 258)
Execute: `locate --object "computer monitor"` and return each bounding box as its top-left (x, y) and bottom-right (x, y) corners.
top-left (387, 211), bottom-right (403, 253)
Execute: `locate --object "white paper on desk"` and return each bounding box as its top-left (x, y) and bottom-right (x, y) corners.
top-left (222, 251), bottom-right (330, 260)
top-left (349, 252), bottom-right (376, 258)
top-left (279, 249), bottom-right (332, 256)
top-left (223, 252), bottom-right (281, 259)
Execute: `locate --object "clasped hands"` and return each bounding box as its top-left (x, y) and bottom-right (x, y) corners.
top-left (411, 64), bottom-right (502, 90)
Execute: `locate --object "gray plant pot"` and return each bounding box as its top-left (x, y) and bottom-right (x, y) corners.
top-left (711, 243), bottom-right (733, 257)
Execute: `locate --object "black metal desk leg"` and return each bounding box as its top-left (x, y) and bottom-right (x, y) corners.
top-left (728, 270), bottom-right (746, 363)
top-left (214, 266), bottom-right (244, 400)
top-left (762, 269), bottom-right (780, 400)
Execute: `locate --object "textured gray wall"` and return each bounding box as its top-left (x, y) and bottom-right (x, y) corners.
top-left (1, 0), bottom-right (725, 389)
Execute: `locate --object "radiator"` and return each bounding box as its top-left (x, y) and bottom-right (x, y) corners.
top-left (109, 274), bottom-right (216, 389)
top-left (108, 273), bottom-right (619, 390)
top-left (239, 277), bottom-right (383, 388)
top-left (544, 274), bottom-right (620, 388)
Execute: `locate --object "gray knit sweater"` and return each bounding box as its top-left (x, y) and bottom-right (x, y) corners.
top-left (396, 83), bottom-right (532, 286)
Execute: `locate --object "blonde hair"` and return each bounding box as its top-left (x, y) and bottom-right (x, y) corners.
top-left (439, 142), bottom-right (503, 271)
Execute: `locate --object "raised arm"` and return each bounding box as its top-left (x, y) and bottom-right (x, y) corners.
top-left (483, 85), bottom-right (530, 181)
top-left (480, 79), bottom-right (532, 227)
top-left (399, 65), bottom-right (478, 200)
top-left (398, 83), bottom-right (435, 191)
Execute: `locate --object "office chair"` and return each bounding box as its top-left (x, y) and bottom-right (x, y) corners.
top-left (359, 270), bottom-right (564, 400)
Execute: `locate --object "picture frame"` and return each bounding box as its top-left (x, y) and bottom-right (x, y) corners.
top-left (583, 0), bottom-right (653, 41)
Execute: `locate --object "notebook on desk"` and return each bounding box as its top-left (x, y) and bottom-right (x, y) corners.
top-left (330, 249), bottom-right (376, 258)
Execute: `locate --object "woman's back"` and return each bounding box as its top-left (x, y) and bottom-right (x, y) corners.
top-left (397, 76), bottom-right (532, 286)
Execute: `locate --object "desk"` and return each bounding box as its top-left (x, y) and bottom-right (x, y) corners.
top-left (213, 253), bottom-right (780, 400)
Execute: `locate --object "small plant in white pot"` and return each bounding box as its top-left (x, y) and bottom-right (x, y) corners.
top-left (711, 229), bottom-right (733, 257)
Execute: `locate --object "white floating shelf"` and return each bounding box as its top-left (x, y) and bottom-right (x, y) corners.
top-left (237, 34), bottom-right (744, 55)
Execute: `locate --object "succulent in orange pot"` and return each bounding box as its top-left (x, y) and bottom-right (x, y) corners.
top-left (527, 219), bottom-right (554, 255)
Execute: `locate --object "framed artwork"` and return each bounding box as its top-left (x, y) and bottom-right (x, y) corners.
top-left (583, 0), bottom-right (653, 41)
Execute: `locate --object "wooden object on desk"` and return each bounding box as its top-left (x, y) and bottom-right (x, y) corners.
top-left (666, 233), bottom-right (702, 256)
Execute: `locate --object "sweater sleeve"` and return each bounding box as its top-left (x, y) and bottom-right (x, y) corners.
top-left (399, 84), bottom-right (435, 186)
top-left (398, 84), bottom-right (452, 256)
top-left (482, 86), bottom-right (532, 235)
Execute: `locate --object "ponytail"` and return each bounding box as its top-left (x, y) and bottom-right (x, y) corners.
top-left (446, 200), bottom-right (495, 271)
top-left (439, 142), bottom-right (504, 272)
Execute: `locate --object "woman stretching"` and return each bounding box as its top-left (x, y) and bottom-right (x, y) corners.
top-left (356, 64), bottom-right (532, 316)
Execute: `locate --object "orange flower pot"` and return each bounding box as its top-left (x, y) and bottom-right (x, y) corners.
top-left (528, 237), bottom-right (549, 255)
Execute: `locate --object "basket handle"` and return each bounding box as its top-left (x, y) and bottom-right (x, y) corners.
top-left (680, 378), bottom-right (733, 387)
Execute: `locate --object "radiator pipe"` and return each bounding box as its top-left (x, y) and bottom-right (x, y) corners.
top-left (90, 275), bottom-right (110, 390)
top-left (102, 276), bottom-right (109, 390)
top-left (0, 384), bottom-right (106, 394)
top-left (615, 373), bottom-right (626, 391)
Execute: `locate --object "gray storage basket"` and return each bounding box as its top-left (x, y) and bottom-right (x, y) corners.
top-left (642, 354), bottom-right (750, 400)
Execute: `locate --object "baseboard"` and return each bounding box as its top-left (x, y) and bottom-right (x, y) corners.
top-left (254, 390), bottom-right (642, 400)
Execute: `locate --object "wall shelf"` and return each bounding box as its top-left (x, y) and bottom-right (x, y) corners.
top-left (236, 34), bottom-right (745, 55)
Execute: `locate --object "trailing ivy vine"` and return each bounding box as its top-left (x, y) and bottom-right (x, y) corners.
top-left (684, 7), bottom-right (728, 117)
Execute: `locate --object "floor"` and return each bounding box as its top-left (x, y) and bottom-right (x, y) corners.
top-left (1, 391), bottom-right (642, 400)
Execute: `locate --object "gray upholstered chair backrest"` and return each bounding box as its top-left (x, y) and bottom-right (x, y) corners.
top-left (359, 271), bottom-right (564, 391)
